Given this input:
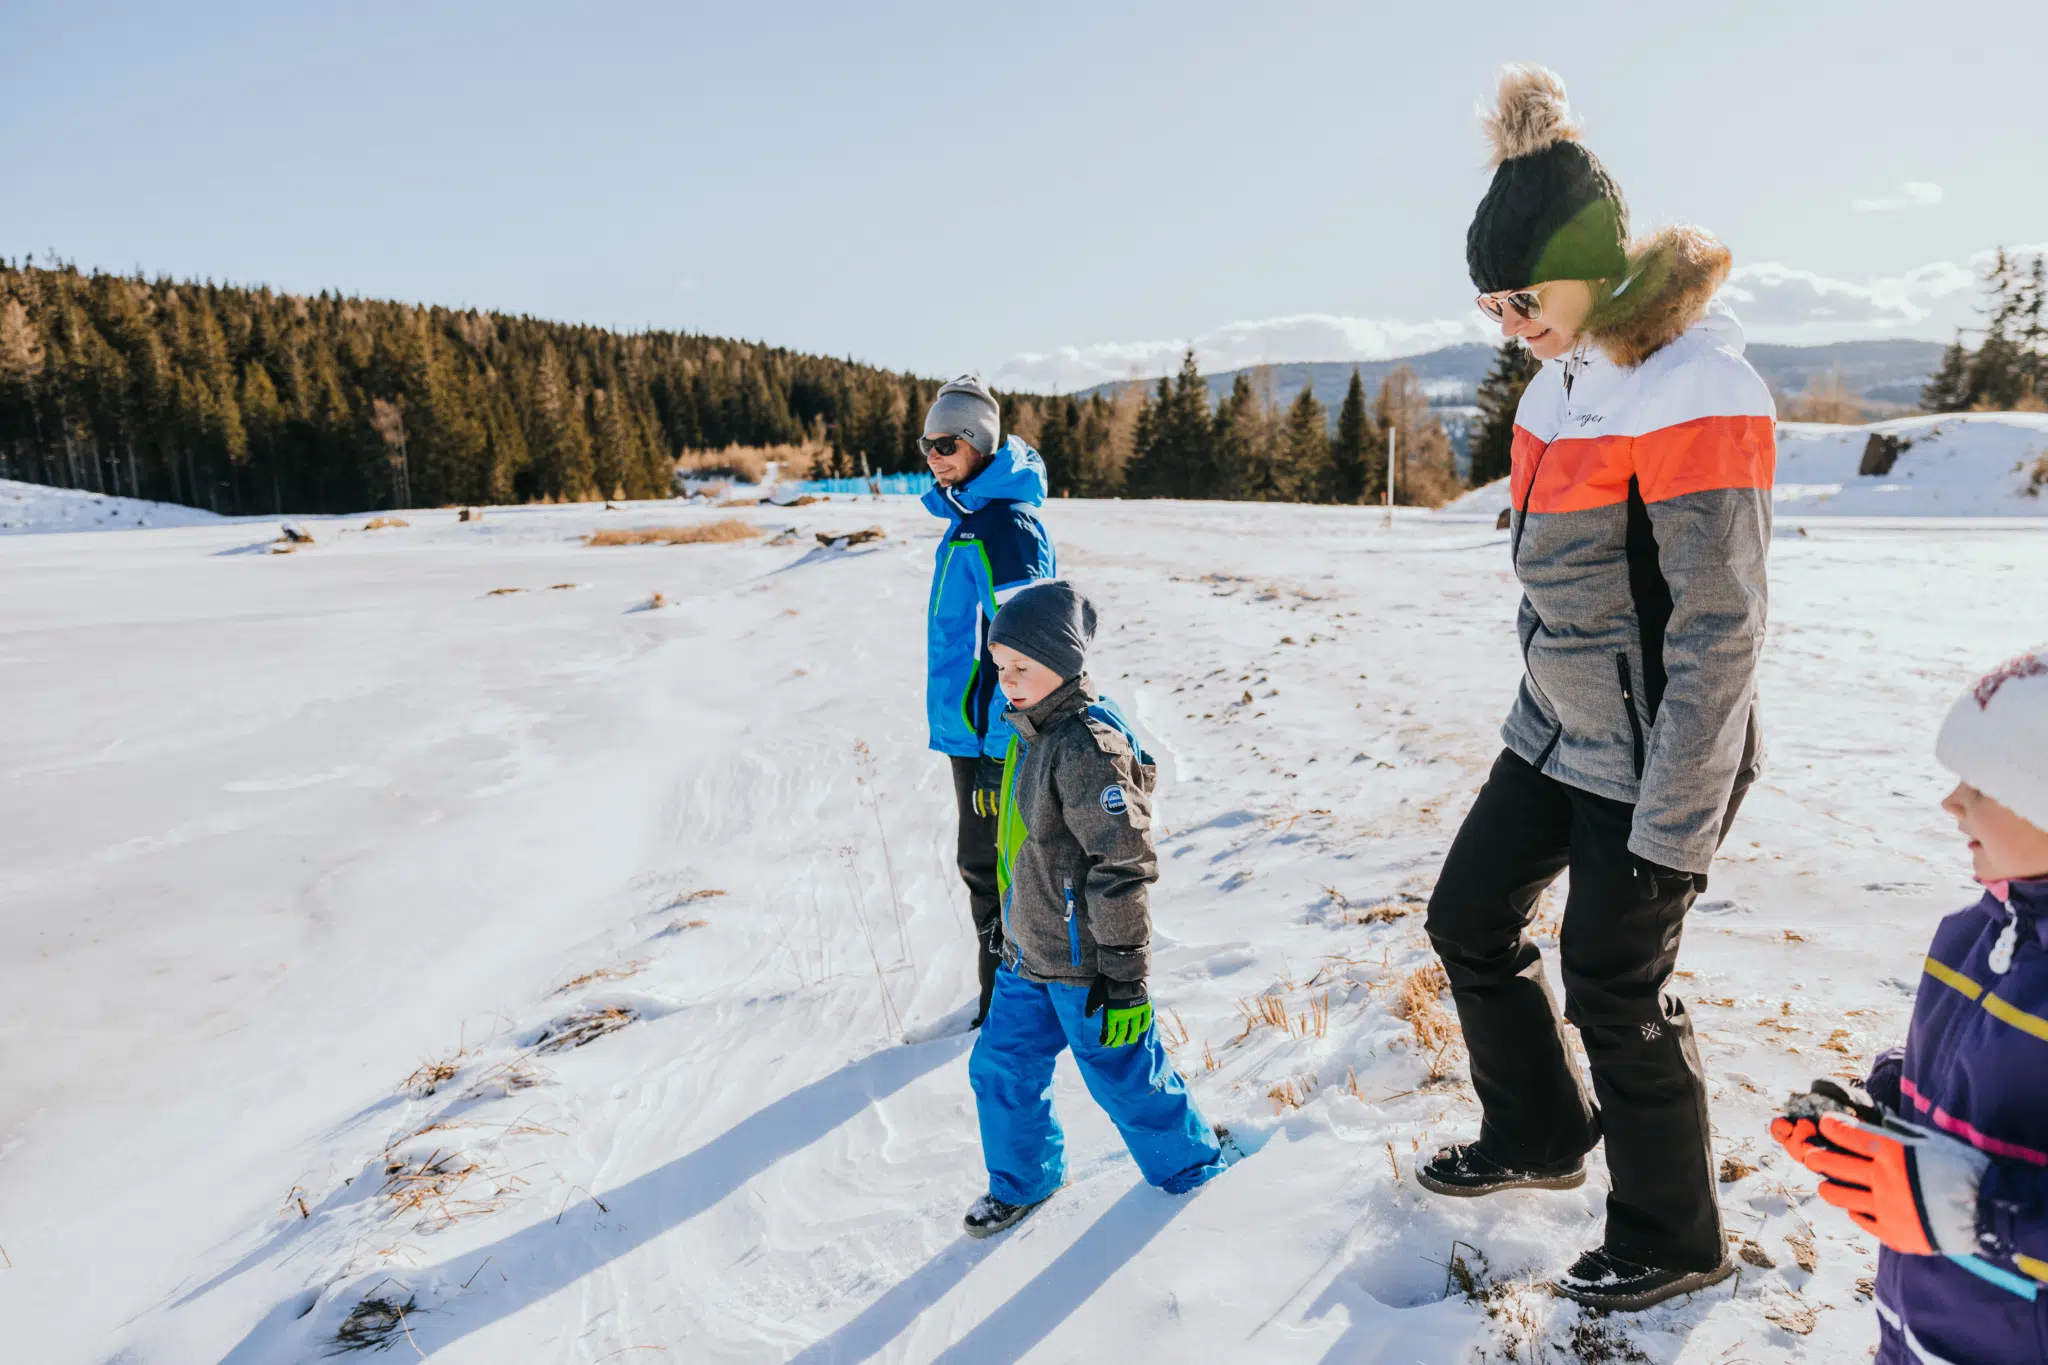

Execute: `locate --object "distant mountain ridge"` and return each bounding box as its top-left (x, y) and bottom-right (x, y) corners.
top-left (1075, 339), bottom-right (1946, 414)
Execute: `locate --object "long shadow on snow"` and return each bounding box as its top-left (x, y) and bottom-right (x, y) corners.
top-left (212, 1035), bottom-right (971, 1364)
top-left (921, 1180), bottom-right (1194, 1365)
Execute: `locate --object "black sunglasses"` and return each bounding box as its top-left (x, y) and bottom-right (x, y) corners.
top-left (919, 434), bottom-right (967, 459)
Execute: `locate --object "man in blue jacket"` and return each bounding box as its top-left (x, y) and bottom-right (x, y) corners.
top-left (919, 375), bottom-right (1055, 1026)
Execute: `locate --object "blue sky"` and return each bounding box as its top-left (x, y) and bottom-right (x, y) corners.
top-left (4, 1), bottom-right (2042, 390)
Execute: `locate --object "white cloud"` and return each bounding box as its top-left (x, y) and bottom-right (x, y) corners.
top-left (1853, 181), bottom-right (1944, 213)
top-left (1721, 259), bottom-right (1973, 330)
top-left (992, 312), bottom-right (1490, 393)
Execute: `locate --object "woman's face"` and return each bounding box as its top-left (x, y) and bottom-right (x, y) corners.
top-left (1493, 279), bottom-right (1596, 362)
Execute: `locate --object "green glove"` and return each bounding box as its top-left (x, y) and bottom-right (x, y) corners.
top-left (1084, 974), bottom-right (1152, 1048)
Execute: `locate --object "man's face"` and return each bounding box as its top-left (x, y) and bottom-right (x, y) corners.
top-left (924, 433), bottom-right (986, 488)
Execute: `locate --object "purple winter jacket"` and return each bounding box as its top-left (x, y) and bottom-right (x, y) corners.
top-left (1865, 877), bottom-right (2048, 1364)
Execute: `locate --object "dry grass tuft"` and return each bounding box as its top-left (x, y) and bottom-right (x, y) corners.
top-left (533, 1006), bottom-right (637, 1054)
top-left (1266, 1072), bottom-right (1317, 1113)
top-left (552, 960), bottom-right (648, 997)
top-left (381, 1148), bottom-right (491, 1230)
top-left (2029, 453), bottom-right (2048, 495)
top-left (1394, 963), bottom-right (1460, 1079)
top-left (405, 1055), bottom-right (463, 1098)
top-left (1719, 1155), bottom-right (1759, 1183)
top-left (363, 516), bottom-right (410, 530)
top-left (464, 1058), bottom-right (546, 1099)
top-left (1235, 993), bottom-right (1290, 1038)
top-left (486, 587), bottom-right (524, 596)
top-left (1158, 1009), bottom-right (1190, 1052)
top-left (330, 1295), bottom-right (420, 1353)
top-left (815, 526), bottom-right (886, 548)
top-left (587, 519), bottom-right (760, 547)
top-left (1736, 1237), bottom-right (1776, 1268)
top-left (1784, 1227), bottom-right (1819, 1272)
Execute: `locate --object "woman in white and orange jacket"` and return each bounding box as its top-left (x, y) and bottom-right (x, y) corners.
top-left (1418, 64), bottom-right (1775, 1313)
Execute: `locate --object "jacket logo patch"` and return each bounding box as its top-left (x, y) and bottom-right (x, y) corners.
top-left (1570, 411), bottom-right (1605, 427)
top-left (1099, 785), bottom-right (1128, 816)
top-left (1640, 1022), bottom-right (1663, 1042)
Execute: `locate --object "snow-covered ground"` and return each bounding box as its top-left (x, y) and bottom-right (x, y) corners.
top-left (2, 495), bottom-right (2042, 1364)
top-left (0, 477), bottom-right (228, 533)
top-left (1448, 412), bottom-right (2048, 519)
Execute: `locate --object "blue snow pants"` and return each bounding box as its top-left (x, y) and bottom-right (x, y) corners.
top-left (969, 967), bottom-right (1226, 1204)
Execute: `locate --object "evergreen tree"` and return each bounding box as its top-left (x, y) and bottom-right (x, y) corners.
top-left (1329, 368), bottom-right (1377, 504)
top-left (1470, 341), bottom-right (1541, 486)
top-left (1124, 350), bottom-right (1215, 498)
top-left (1921, 333), bottom-right (1971, 413)
top-left (1209, 372), bottom-right (1259, 502)
top-left (1275, 383), bottom-right (1331, 502)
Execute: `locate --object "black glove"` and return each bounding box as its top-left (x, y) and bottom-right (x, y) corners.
top-left (1083, 974), bottom-right (1152, 1048)
top-left (979, 918), bottom-right (1004, 956)
top-left (1630, 857), bottom-right (1700, 904)
top-left (970, 754), bottom-right (1006, 819)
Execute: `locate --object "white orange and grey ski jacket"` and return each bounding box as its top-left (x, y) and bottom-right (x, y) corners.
top-left (1503, 228), bottom-right (1774, 873)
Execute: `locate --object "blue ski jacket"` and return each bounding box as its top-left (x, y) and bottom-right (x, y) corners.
top-left (922, 437), bottom-right (1054, 759)
top-left (1867, 876), bottom-right (2048, 1364)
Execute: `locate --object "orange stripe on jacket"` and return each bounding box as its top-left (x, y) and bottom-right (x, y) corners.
top-left (1510, 415), bottom-right (1776, 515)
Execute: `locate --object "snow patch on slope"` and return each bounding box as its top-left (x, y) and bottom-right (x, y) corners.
top-left (0, 477), bottom-right (227, 534)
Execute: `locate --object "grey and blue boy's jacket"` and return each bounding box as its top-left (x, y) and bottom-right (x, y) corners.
top-left (922, 438), bottom-right (1055, 760)
top-left (1503, 227), bottom-right (1774, 873)
top-left (994, 676), bottom-right (1157, 992)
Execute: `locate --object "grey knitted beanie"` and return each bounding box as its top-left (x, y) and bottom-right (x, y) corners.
top-left (990, 581), bottom-right (1097, 683)
top-left (923, 374), bottom-right (1002, 457)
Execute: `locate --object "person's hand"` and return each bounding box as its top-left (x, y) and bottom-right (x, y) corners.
top-left (1084, 974), bottom-right (1152, 1048)
top-left (1770, 1078), bottom-right (1887, 1172)
top-left (1807, 1113), bottom-right (1989, 1256)
top-left (971, 755), bottom-right (1006, 818)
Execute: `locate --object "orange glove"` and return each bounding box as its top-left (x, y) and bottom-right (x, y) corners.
top-left (1769, 1115), bottom-right (1830, 1173)
top-left (1807, 1113), bottom-right (1989, 1257)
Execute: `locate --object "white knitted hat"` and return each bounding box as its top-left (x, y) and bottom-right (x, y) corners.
top-left (1936, 645), bottom-right (2048, 832)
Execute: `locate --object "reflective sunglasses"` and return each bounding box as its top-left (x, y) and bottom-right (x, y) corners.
top-left (1475, 283), bottom-right (1554, 323)
top-left (918, 433), bottom-right (967, 459)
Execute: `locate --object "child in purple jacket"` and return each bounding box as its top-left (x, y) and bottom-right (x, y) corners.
top-left (1773, 646), bottom-right (2048, 1364)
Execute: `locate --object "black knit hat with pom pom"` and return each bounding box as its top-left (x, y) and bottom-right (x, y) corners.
top-left (1466, 65), bottom-right (1629, 294)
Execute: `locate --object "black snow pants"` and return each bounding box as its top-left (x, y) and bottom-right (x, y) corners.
top-left (949, 756), bottom-right (1004, 1023)
top-left (1424, 748), bottom-right (1748, 1272)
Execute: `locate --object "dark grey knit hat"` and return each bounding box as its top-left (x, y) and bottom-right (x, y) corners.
top-left (1466, 66), bottom-right (1629, 294)
top-left (990, 580), bottom-right (1097, 683)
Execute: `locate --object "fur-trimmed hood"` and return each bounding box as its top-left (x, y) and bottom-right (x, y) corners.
top-left (1583, 226), bottom-right (1734, 369)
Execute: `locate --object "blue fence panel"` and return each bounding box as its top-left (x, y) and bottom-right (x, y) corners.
top-left (793, 473), bottom-right (935, 497)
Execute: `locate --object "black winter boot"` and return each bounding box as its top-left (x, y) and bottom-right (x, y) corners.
top-left (1553, 1245), bottom-right (1734, 1311)
top-left (963, 1192), bottom-right (1048, 1239)
top-left (1416, 1142), bottom-right (1586, 1197)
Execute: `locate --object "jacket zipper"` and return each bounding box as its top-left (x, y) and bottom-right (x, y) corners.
top-left (1616, 653), bottom-right (1646, 779)
top-left (1063, 878), bottom-right (1080, 967)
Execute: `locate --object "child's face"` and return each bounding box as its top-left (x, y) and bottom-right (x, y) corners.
top-left (1942, 782), bottom-right (2048, 882)
top-left (990, 642), bottom-right (1066, 711)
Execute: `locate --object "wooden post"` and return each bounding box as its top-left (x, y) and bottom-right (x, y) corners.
top-left (1384, 425), bottom-right (1396, 529)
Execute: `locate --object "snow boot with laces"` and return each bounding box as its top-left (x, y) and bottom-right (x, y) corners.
top-left (1416, 1141), bottom-right (1586, 1197)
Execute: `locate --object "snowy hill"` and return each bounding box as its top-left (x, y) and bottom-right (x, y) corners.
top-left (1445, 412), bottom-right (2048, 520)
top-left (0, 477), bottom-right (228, 534)
top-left (3, 497), bottom-right (2044, 1363)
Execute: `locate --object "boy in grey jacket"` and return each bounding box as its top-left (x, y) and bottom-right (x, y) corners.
top-left (961, 581), bottom-right (1227, 1238)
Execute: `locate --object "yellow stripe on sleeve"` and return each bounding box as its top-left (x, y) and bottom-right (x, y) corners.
top-left (2016, 1254), bottom-right (2048, 1285)
top-left (1923, 956), bottom-right (1984, 1001)
top-left (1981, 992), bottom-right (2048, 1045)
